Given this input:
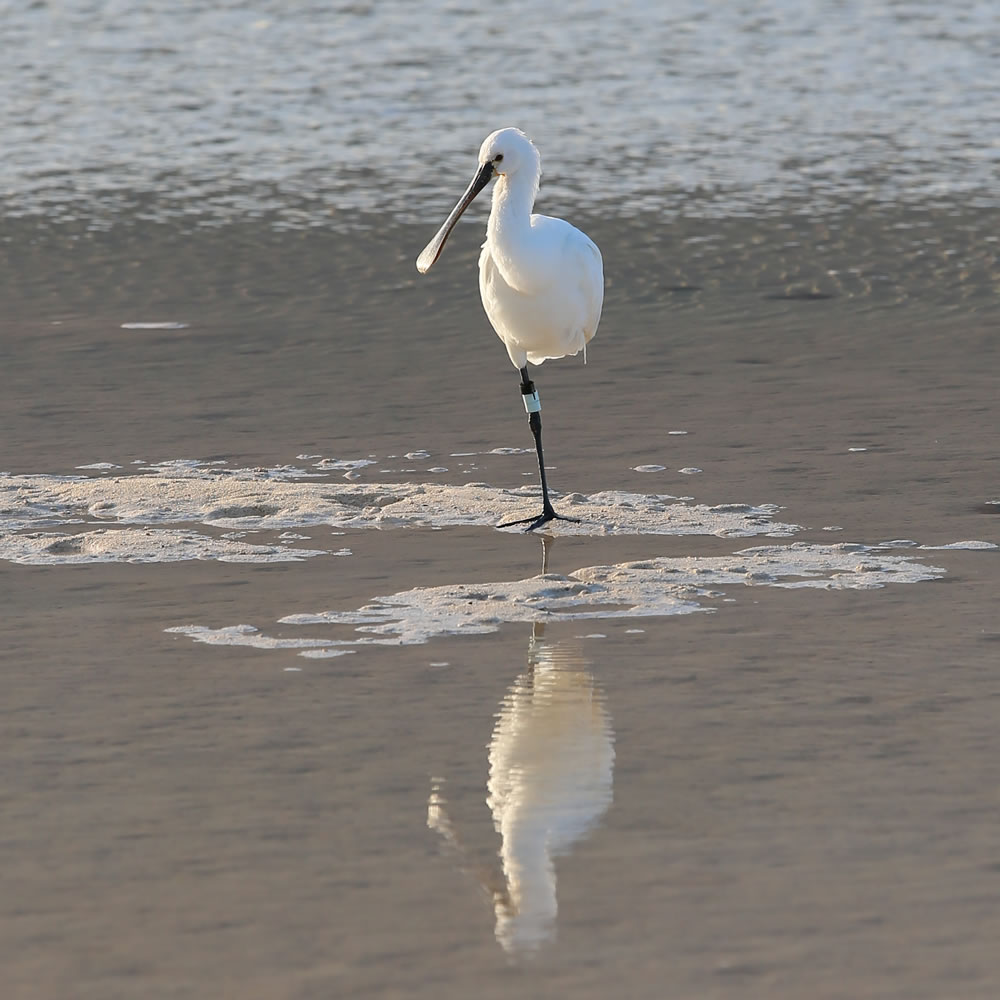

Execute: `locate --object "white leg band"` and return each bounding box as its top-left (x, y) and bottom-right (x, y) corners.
top-left (522, 389), bottom-right (541, 413)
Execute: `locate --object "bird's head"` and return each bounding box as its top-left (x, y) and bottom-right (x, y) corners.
top-left (478, 128), bottom-right (541, 182)
top-left (416, 127), bottom-right (540, 274)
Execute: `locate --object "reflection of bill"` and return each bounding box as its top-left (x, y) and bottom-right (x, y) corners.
top-left (428, 623), bottom-right (614, 956)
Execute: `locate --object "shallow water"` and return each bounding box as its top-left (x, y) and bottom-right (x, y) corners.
top-left (3, 2), bottom-right (1000, 997)
top-left (3, 209), bottom-right (999, 997)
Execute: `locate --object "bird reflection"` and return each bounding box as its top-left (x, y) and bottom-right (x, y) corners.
top-left (428, 577), bottom-right (615, 956)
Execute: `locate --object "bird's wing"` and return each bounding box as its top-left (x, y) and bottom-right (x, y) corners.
top-left (575, 233), bottom-right (604, 345)
top-left (531, 215), bottom-right (605, 342)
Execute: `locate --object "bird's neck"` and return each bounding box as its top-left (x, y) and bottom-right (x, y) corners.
top-left (488, 171), bottom-right (536, 244)
top-left (487, 172), bottom-right (542, 292)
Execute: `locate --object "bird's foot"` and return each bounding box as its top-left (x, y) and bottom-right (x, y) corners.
top-left (497, 504), bottom-right (581, 532)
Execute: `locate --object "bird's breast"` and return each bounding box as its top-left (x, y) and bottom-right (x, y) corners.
top-left (478, 237), bottom-right (599, 365)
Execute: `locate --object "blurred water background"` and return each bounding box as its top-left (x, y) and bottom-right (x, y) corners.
top-left (2, 0), bottom-right (998, 228)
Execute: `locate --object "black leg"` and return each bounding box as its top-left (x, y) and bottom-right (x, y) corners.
top-left (498, 367), bottom-right (581, 532)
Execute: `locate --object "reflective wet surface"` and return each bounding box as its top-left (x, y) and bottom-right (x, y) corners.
top-left (3, 2), bottom-right (1000, 997)
top-left (5, 536), bottom-right (1000, 997)
top-left (428, 624), bottom-right (614, 957)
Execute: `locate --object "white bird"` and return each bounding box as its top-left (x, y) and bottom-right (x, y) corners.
top-left (416, 128), bottom-right (604, 531)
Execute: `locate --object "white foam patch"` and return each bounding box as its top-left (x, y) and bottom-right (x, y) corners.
top-left (311, 458), bottom-right (377, 472)
top-left (297, 648), bottom-right (357, 659)
top-left (2, 528), bottom-right (327, 565)
top-left (120, 321), bottom-right (189, 330)
top-left (1, 469), bottom-right (801, 538)
top-left (167, 543), bottom-right (946, 652)
top-left (919, 540), bottom-right (997, 550)
top-left (143, 459), bottom-right (227, 472)
top-left (164, 624), bottom-right (349, 650)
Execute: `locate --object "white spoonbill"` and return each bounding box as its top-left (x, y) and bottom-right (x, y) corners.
top-left (416, 127), bottom-right (604, 531)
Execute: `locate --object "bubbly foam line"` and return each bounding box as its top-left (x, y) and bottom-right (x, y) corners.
top-left (1, 470), bottom-right (802, 538)
top-left (164, 625), bottom-right (356, 653)
top-left (919, 541), bottom-right (997, 551)
top-left (165, 543), bottom-right (947, 654)
top-left (1, 528), bottom-right (328, 565)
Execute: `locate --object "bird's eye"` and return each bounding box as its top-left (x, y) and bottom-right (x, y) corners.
top-left (494, 154), bottom-right (504, 163)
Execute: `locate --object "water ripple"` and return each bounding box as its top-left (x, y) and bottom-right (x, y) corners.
top-left (2, 1), bottom-right (998, 226)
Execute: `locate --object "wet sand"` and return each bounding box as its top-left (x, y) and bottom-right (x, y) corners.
top-left (2, 211), bottom-right (1000, 998)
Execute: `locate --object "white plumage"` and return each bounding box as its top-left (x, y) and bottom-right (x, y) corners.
top-left (417, 127), bottom-right (603, 367)
top-left (416, 127), bottom-right (604, 529)
top-left (475, 129), bottom-right (604, 367)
